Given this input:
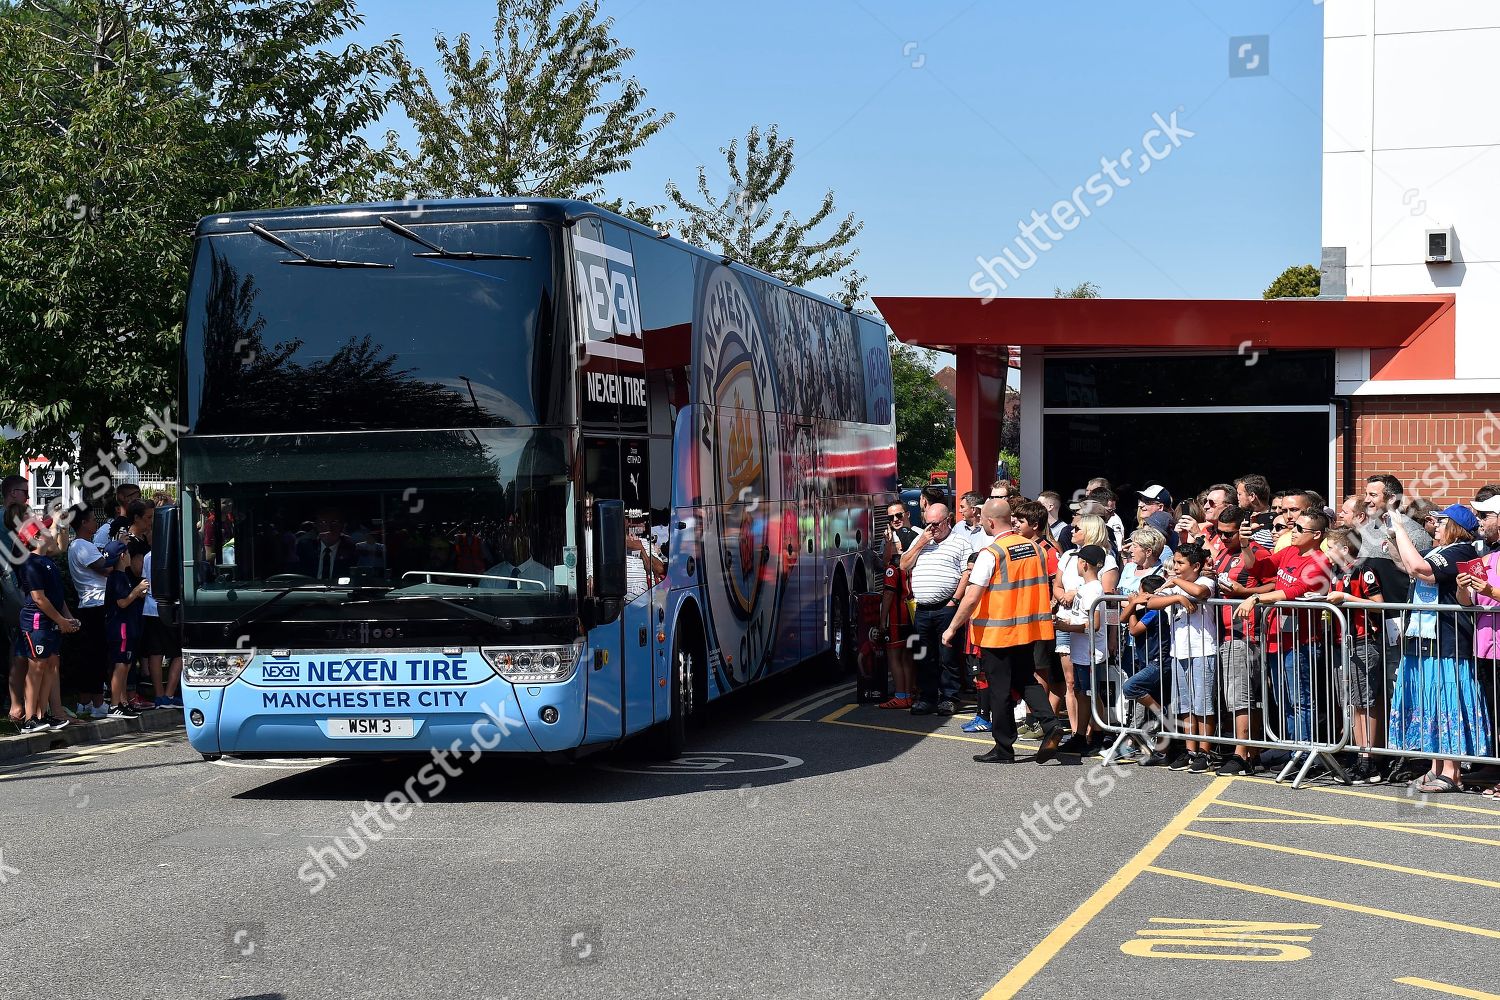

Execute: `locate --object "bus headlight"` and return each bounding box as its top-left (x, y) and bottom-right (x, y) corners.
top-left (480, 642), bottom-right (583, 684)
top-left (184, 650), bottom-right (253, 687)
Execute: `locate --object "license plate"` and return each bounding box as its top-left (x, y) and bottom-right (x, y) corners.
top-left (326, 718), bottom-right (414, 738)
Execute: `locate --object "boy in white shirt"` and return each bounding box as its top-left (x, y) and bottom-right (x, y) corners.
top-left (1139, 542), bottom-right (1217, 771)
top-left (1053, 544), bottom-right (1107, 752)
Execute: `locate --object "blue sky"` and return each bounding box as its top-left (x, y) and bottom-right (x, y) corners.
top-left (352, 0), bottom-right (1324, 305)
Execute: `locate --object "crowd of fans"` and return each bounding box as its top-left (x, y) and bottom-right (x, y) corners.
top-left (2, 480), bottom-right (182, 735)
top-left (883, 473), bottom-right (1500, 796)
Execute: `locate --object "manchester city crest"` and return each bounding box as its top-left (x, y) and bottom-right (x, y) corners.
top-left (697, 267), bottom-right (782, 689)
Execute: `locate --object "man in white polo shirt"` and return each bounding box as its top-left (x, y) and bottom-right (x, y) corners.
top-left (899, 502), bottom-right (971, 716)
top-left (952, 491), bottom-right (991, 551)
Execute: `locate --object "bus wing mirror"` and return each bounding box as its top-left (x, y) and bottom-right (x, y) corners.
top-left (151, 505), bottom-right (182, 611)
top-left (593, 499), bottom-right (627, 599)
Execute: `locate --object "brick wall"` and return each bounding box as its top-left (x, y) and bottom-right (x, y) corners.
top-left (1334, 395), bottom-right (1500, 505)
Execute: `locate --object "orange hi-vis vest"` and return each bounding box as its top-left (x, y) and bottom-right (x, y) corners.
top-left (971, 535), bottom-right (1055, 649)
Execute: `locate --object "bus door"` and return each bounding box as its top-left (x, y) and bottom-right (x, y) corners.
top-left (583, 436), bottom-right (658, 739)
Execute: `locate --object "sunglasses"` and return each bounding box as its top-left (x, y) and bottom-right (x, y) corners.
top-left (1293, 523), bottom-right (1321, 534)
top-left (889, 512), bottom-right (905, 520)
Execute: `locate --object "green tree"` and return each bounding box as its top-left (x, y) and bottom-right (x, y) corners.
top-left (889, 337), bottom-right (952, 484)
top-left (385, 0), bottom-right (671, 215)
top-left (666, 123), bottom-right (865, 302)
top-left (1264, 264), bottom-right (1320, 299)
top-left (1054, 280), bottom-right (1100, 298)
top-left (0, 0), bottom-right (397, 469)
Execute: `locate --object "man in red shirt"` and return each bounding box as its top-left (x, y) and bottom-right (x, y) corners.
top-left (1207, 504), bottom-right (1277, 774)
top-left (1235, 509), bottom-right (1334, 746)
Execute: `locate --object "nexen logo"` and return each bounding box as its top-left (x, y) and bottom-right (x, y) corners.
top-left (263, 661), bottom-right (300, 682)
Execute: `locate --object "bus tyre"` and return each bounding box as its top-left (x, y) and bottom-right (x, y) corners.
top-left (822, 582), bottom-right (856, 681)
top-left (644, 633), bottom-right (696, 759)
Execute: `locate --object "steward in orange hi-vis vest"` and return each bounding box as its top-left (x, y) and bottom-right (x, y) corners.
top-left (970, 536), bottom-right (1055, 649)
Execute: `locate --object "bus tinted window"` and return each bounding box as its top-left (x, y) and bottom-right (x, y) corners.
top-left (184, 220), bottom-right (566, 433)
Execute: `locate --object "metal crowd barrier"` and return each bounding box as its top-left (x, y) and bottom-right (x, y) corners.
top-left (1079, 595), bottom-right (1500, 789)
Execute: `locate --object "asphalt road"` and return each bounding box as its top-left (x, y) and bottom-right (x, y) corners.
top-left (2, 669), bottom-right (1498, 1000)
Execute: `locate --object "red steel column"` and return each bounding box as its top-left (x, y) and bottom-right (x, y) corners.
top-left (952, 346), bottom-right (1005, 498)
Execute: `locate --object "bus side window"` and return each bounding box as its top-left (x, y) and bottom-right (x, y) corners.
top-left (631, 231), bottom-right (695, 437)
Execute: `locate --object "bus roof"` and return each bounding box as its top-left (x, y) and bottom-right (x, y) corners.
top-left (194, 197), bottom-right (883, 323)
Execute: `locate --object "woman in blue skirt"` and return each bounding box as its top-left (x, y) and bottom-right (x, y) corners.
top-left (1387, 503), bottom-right (1491, 793)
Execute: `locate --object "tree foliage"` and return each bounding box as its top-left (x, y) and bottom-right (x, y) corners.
top-left (666, 123), bottom-right (865, 302)
top-left (1054, 280), bottom-right (1100, 298)
top-left (889, 337), bottom-right (952, 485)
top-left (385, 0), bottom-right (670, 215)
top-left (0, 0), bottom-right (397, 467)
top-left (1264, 263), bottom-right (1320, 299)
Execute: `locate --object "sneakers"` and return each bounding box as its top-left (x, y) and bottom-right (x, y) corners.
top-left (1138, 751), bottom-right (1172, 767)
top-left (1016, 721), bottom-right (1044, 740)
top-left (1188, 752), bottom-right (1210, 773)
top-left (909, 701), bottom-right (935, 716)
top-left (935, 700), bottom-right (958, 717)
top-left (108, 703), bottom-right (140, 720)
top-left (1351, 757), bottom-right (1386, 784)
top-left (154, 696), bottom-right (175, 710)
top-left (877, 695), bottom-right (912, 710)
top-left (127, 696), bottom-right (155, 712)
top-left (1215, 754), bottom-right (1260, 777)
top-left (168, 696), bottom-right (184, 708)
top-left (1055, 734), bottom-right (1090, 756)
top-left (19, 717), bottom-right (49, 734)
top-left (960, 715), bottom-right (992, 734)
top-left (89, 703), bottom-right (109, 719)
top-left (1166, 748), bottom-right (1192, 770)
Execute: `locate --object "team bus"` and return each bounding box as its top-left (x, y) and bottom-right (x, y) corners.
top-left (153, 198), bottom-right (897, 760)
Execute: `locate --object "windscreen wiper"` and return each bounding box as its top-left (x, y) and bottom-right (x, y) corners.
top-left (248, 222), bottom-right (394, 269)
top-left (222, 583), bottom-right (343, 641)
top-left (379, 216), bottom-right (532, 261)
top-left (373, 592), bottom-right (508, 628)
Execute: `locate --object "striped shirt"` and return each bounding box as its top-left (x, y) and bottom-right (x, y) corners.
top-left (905, 530), bottom-right (971, 606)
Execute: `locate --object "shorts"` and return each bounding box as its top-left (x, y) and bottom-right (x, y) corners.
top-left (1033, 642), bottom-right (1062, 685)
top-left (1173, 655), bottom-right (1218, 717)
top-left (1123, 657), bottom-right (1172, 706)
top-left (884, 622), bottom-right (913, 650)
top-left (108, 621), bottom-right (139, 666)
top-left (15, 626), bottom-right (61, 661)
top-left (1344, 636), bottom-right (1383, 709)
top-left (144, 615), bottom-right (181, 659)
top-left (1217, 638), bottom-right (1261, 712)
top-left (1072, 658), bottom-right (1101, 692)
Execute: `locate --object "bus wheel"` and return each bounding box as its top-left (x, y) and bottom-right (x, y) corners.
top-left (644, 631), bottom-right (697, 759)
top-left (822, 581), bottom-right (856, 680)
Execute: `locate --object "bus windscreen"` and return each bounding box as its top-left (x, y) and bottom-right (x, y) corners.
top-left (183, 219), bottom-right (566, 433)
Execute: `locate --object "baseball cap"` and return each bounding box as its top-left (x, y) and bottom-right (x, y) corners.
top-left (1070, 499), bottom-right (1108, 515)
top-left (1076, 544), bottom-right (1107, 569)
top-left (103, 539), bottom-right (130, 562)
top-left (1474, 496), bottom-right (1500, 514)
top-left (1437, 504), bottom-right (1480, 533)
top-left (1137, 484), bottom-right (1173, 507)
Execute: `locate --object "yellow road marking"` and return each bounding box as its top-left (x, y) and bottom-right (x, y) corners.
top-left (816, 705), bottom-right (1043, 747)
top-left (1180, 829), bottom-right (1500, 889)
top-left (1221, 775), bottom-right (1500, 816)
top-left (1396, 976), bottom-right (1500, 999)
top-left (980, 777), bottom-right (1231, 999)
top-left (755, 683), bottom-right (853, 722)
top-left (1144, 866), bottom-right (1500, 940)
top-left (1208, 800), bottom-right (1500, 847)
top-left (1194, 817), bottom-right (1500, 830)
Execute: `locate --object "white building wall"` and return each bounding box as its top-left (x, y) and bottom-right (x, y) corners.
top-left (1323, 0), bottom-right (1500, 388)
